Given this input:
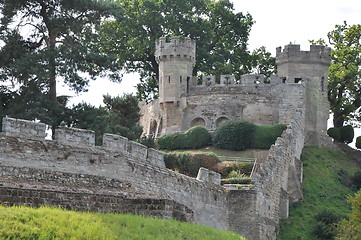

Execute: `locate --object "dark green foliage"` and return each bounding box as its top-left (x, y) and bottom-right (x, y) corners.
top-left (212, 120), bottom-right (256, 151)
top-left (352, 171), bottom-right (361, 189)
top-left (253, 124), bottom-right (287, 149)
top-left (327, 125), bottom-right (354, 143)
top-left (70, 94), bottom-right (142, 145)
top-left (313, 210), bottom-right (342, 240)
top-left (327, 127), bottom-right (341, 141)
top-left (221, 177), bottom-right (252, 185)
top-left (0, 0), bottom-right (119, 128)
top-left (340, 125), bottom-right (354, 143)
top-left (357, 136), bottom-right (361, 149)
top-left (157, 126), bottom-right (211, 150)
top-left (164, 153), bottom-right (220, 177)
top-left (222, 163), bottom-right (253, 178)
top-left (137, 137), bottom-right (157, 149)
top-left (98, 0), bottom-right (275, 101)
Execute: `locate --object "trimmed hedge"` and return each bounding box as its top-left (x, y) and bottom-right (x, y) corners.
top-left (253, 124), bottom-right (287, 149)
top-left (164, 152), bottom-right (220, 177)
top-left (327, 127), bottom-right (341, 141)
top-left (327, 125), bottom-right (354, 143)
top-left (212, 120), bottom-right (256, 151)
top-left (157, 126), bottom-right (211, 150)
top-left (356, 136), bottom-right (361, 149)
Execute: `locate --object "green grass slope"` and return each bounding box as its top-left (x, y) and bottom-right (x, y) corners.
top-left (278, 147), bottom-right (361, 240)
top-left (0, 205), bottom-right (246, 240)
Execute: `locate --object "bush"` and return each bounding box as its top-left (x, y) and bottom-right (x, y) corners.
top-left (137, 137), bottom-right (157, 149)
top-left (222, 162), bottom-right (253, 177)
top-left (157, 126), bottom-right (210, 150)
top-left (327, 125), bottom-right (354, 143)
top-left (341, 125), bottom-right (354, 143)
top-left (164, 152), bottom-right (220, 177)
top-left (356, 136), bottom-right (361, 149)
top-left (312, 209), bottom-right (342, 239)
top-left (327, 127), bottom-right (341, 141)
top-left (352, 170), bottom-right (361, 189)
top-left (221, 177), bottom-right (252, 185)
top-left (183, 126), bottom-right (211, 149)
top-left (253, 124), bottom-right (287, 149)
top-left (212, 120), bottom-right (256, 151)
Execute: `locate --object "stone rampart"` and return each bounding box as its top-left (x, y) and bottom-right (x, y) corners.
top-left (237, 110), bottom-right (305, 240)
top-left (1, 117), bottom-right (165, 168)
top-left (0, 115), bottom-right (306, 240)
top-left (0, 117), bottom-right (229, 230)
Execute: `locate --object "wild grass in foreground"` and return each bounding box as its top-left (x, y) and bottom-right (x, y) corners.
top-left (0, 205), bottom-right (247, 240)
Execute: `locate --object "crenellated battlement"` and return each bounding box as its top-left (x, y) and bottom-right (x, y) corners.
top-left (276, 44), bottom-right (331, 66)
top-left (155, 36), bottom-right (196, 63)
top-left (195, 74), bottom-right (299, 88)
top-left (1, 117), bottom-right (165, 168)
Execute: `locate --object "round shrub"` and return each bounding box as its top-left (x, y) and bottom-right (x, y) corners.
top-left (356, 136), bottom-right (361, 149)
top-left (212, 120), bottom-right (256, 151)
top-left (327, 127), bottom-right (341, 141)
top-left (183, 126), bottom-right (211, 149)
top-left (157, 126), bottom-right (210, 150)
top-left (253, 124), bottom-right (287, 149)
top-left (157, 132), bottom-right (185, 150)
top-left (340, 125), bottom-right (354, 143)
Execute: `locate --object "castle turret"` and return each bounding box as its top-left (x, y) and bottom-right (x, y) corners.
top-left (152, 36), bottom-right (196, 135)
top-left (276, 44), bottom-right (331, 146)
top-left (155, 36), bottom-right (196, 104)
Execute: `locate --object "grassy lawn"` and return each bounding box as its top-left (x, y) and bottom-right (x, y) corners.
top-left (0, 205), bottom-right (247, 240)
top-left (277, 147), bottom-right (361, 240)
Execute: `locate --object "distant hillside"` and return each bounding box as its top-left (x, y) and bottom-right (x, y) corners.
top-left (0, 205), bottom-right (246, 240)
top-left (277, 146), bottom-right (361, 240)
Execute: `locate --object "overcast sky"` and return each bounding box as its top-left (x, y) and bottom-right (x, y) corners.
top-left (62, 0), bottom-right (361, 106)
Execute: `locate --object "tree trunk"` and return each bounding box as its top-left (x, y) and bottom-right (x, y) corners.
top-left (333, 111), bottom-right (345, 128)
top-left (48, 40), bottom-right (58, 138)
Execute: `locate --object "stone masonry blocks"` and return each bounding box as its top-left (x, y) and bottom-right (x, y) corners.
top-left (55, 126), bottom-right (95, 146)
top-left (2, 117), bottom-right (46, 140)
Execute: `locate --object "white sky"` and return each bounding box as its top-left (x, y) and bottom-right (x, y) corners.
top-left (57, 0), bottom-right (360, 147)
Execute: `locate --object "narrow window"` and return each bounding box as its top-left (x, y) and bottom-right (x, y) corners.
top-left (321, 77), bottom-right (325, 92)
top-left (180, 76), bottom-right (182, 83)
top-left (168, 76), bottom-right (170, 83)
top-left (186, 77), bottom-right (190, 94)
top-left (294, 78), bottom-right (302, 83)
top-left (282, 77), bottom-right (286, 83)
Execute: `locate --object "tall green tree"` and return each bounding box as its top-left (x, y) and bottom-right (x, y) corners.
top-left (98, 0), bottom-right (271, 101)
top-left (312, 22), bottom-right (361, 127)
top-left (70, 94), bottom-right (143, 145)
top-left (0, 0), bottom-right (120, 129)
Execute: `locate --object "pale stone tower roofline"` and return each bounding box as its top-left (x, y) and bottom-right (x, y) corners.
top-left (276, 44), bottom-right (331, 66)
top-left (155, 36), bottom-right (196, 63)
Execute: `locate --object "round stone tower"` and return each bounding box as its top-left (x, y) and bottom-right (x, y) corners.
top-left (155, 36), bottom-right (196, 104)
top-left (154, 36), bottom-right (196, 134)
top-left (276, 44), bottom-right (331, 146)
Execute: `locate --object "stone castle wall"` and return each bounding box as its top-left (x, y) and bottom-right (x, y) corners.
top-left (0, 117), bottom-right (229, 231)
top-left (0, 115), bottom-right (306, 240)
top-left (140, 77), bottom-right (306, 135)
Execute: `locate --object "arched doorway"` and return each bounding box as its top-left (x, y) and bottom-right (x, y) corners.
top-left (191, 117), bottom-right (206, 127)
top-left (215, 117), bottom-right (229, 127)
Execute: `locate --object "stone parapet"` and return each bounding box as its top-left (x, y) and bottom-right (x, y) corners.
top-left (2, 117), bottom-right (46, 140)
top-left (55, 126), bottom-right (95, 146)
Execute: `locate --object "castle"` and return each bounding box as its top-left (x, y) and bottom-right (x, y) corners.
top-left (0, 37), bottom-right (332, 240)
top-left (140, 36), bottom-right (331, 146)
